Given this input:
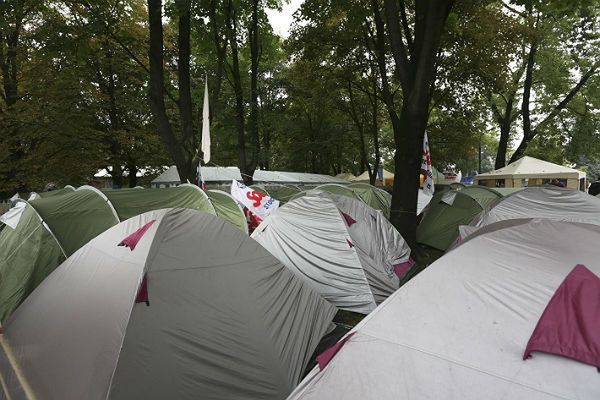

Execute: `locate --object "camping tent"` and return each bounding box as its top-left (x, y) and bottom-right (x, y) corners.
top-left (287, 219), bottom-right (600, 400)
top-left (205, 189), bottom-right (248, 233)
top-left (351, 169), bottom-right (395, 185)
top-left (416, 186), bottom-right (520, 251)
top-left (0, 208), bottom-right (336, 400)
top-left (474, 156), bottom-right (586, 190)
top-left (468, 186), bottom-right (600, 232)
top-left (28, 185), bottom-right (75, 200)
top-left (291, 183), bottom-right (432, 217)
top-left (251, 193), bottom-right (411, 314)
top-left (152, 166), bottom-right (348, 188)
top-left (0, 185), bottom-right (247, 322)
top-left (250, 184), bottom-right (303, 204)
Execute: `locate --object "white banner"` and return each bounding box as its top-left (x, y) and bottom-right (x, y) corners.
top-left (421, 132), bottom-right (435, 196)
top-left (230, 180), bottom-right (279, 220)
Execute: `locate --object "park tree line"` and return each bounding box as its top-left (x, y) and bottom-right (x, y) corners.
top-left (2, 0), bottom-right (600, 246)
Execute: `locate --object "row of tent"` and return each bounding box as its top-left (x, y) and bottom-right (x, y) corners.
top-left (5, 182), bottom-right (600, 398)
top-left (0, 185), bottom-right (248, 321)
top-left (417, 185), bottom-right (600, 251)
top-left (0, 184), bottom-right (417, 398)
top-left (286, 186), bottom-right (600, 399)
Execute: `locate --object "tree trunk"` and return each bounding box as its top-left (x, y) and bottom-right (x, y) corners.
top-left (147, 0), bottom-right (193, 183)
top-left (380, 0), bottom-right (454, 249)
top-left (128, 164), bottom-right (138, 187)
top-left (247, 0), bottom-right (260, 179)
top-left (176, 0), bottom-right (195, 157)
top-left (225, 0), bottom-right (249, 184)
top-left (494, 98), bottom-right (513, 169)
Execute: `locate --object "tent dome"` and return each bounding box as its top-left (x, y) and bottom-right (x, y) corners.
top-left (251, 193), bottom-right (411, 314)
top-left (0, 185), bottom-right (247, 322)
top-left (469, 186), bottom-right (600, 230)
top-left (1, 208), bottom-right (336, 400)
top-left (417, 186), bottom-right (507, 251)
top-left (288, 219), bottom-right (600, 400)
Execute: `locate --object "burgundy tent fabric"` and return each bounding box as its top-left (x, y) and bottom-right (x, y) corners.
top-left (135, 275), bottom-right (149, 306)
top-left (316, 332), bottom-right (355, 370)
top-left (341, 212), bottom-right (357, 227)
top-left (523, 264), bottom-right (600, 368)
top-left (118, 220), bottom-right (156, 251)
top-left (393, 258), bottom-right (416, 279)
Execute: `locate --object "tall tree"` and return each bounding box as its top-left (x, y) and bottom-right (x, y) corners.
top-left (370, 0), bottom-right (454, 248)
top-left (147, 0), bottom-right (196, 183)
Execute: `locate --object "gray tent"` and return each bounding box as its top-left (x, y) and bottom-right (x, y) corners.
top-left (0, 208), bottom-right (336, 400)
top-left (469, 186), bottom-right (600, 230)
top-left (252, 193), bottom-right (411, 314)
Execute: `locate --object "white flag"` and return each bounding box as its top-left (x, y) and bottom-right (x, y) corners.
top-left (421, 132), bottom-right (434, 196)
top-left (230, 180), bottom-right (279, 220)
top-left (201, 77), bottom-right (211, 164)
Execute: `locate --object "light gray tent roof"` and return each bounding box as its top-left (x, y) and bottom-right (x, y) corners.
top-left (152, 166), bottom-right (348, 185)
top-left (252, 193), bottom-right (410, 314)
top-left (1, 208), bottom-right (336, 400)
top-left (470, 186), bottom-right (600, 228)
top-left (288, 219), bottom-right (600, 400)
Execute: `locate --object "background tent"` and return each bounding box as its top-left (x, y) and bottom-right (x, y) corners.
top-left (28, 185), bottom-right (75, 200)
top-left (310, 183), bottom-right (393, 217)
top-left (0, 185), bottom-right (248, 322)
top-left (416, 186), bottom-right (519, 251)
top-left (0, 209), bottom-right (337, 400)
top-left (205, 189), bottom-right (248, 233)
top-left (468, 186), bottom-right (600, 233)
top-left (474, 156), bottom-right (586, 190)
top-left (152, 166), bottom-right (347, 189)
top-left (288, 219), bottom-right (600, 400)
top-left (250, 184), bottom-right (303, 204)
top-left (252, 193), bottom-right (411, 314)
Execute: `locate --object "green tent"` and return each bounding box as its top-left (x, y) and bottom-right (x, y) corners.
top-left (416, 186), bottom-right (506, 251)
top-left (0, 184), bottom-right (249, 322)
top-left (250, 184), bottom-right (303, 204)
top-left (28, 185), bottom-right (76, 200)
top-left (0, 186), bottom-right (120, 321)
top-left (104, 185), bottom-right (214, 220)
top-left (290, 183), bottom-right (392, 217)
top-left (205, 189), bottom-right (248, 233)
top-left (348, 183), bottom-right (392, 217)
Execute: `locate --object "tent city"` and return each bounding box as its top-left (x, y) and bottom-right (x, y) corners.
top-left (1, 1), bottom-right (600, 399)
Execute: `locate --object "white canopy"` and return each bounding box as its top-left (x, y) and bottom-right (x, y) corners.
top-left (475, 156), bottom-right (585, 189)
top-left (288, 219), bottom-right (600, 400)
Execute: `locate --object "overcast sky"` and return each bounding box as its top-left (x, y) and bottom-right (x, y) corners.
top-left (266, 0), bottom-right (304, 38)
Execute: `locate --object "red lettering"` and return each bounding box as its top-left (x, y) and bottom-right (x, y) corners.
top-left (246, 190), bottom-right (266, 208)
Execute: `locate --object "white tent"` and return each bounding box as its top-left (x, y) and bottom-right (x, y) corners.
top-left (0, 208), bottom-right (336, 400)
top-left (474, 156), bottom-right (586, 189)
top-left (288, 219), bottom-right (600, 400)
top-left (469, 186), bottom-right (600, 230)
top-left (252, 193), bottom-right (411, 314)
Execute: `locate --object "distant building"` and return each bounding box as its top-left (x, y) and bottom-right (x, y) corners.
top-left (151, 166), bottom-right (348, 189)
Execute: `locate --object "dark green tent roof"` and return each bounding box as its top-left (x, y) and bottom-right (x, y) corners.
top-left (416, 186), bottom-right (505, 251)
top-left (0, 184), bottom-right (249, 323)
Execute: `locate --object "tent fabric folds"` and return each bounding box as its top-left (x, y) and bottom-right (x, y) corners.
top-left (287, 219), bottom-right (600, 400)
top-left (417, 186), bottom-right (505, 251)
top-left (1, 208), bottom-right (336, 400)
top-left (252, 193), bottom-right (411, 314)
top-left (0, 185), bottom-right (248, 323)
top-left (469, 186), bottom-right (600, 231)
